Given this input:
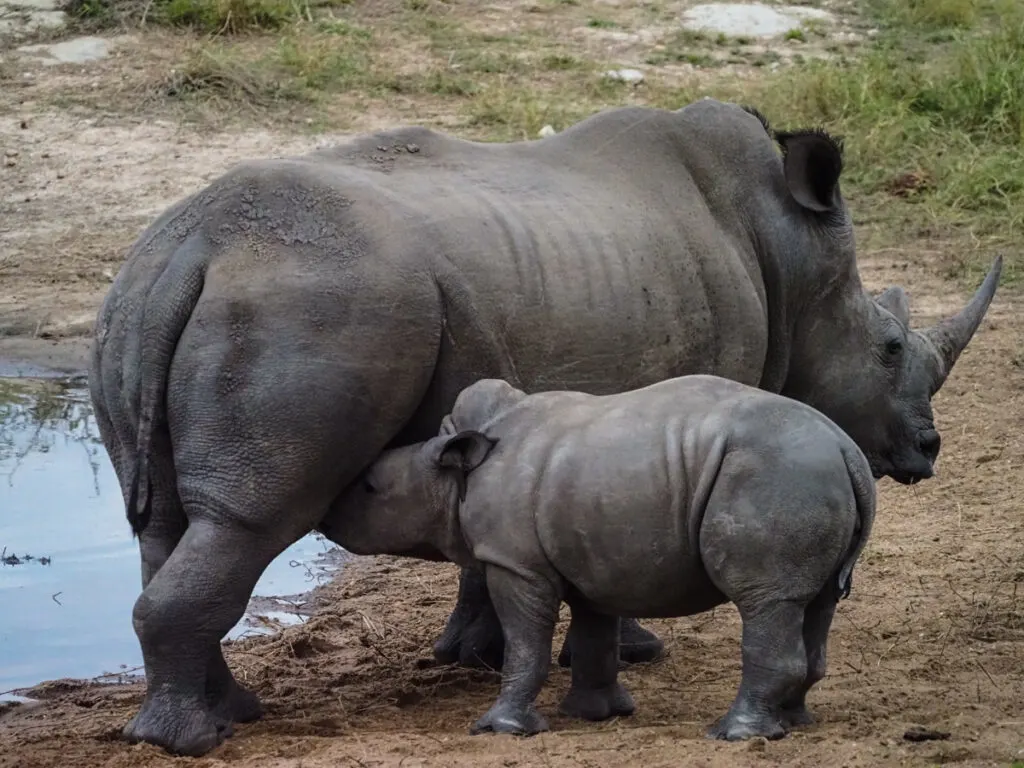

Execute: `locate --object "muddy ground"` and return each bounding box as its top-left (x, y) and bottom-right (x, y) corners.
top-left (1, 17), bottom-right (1023, 768)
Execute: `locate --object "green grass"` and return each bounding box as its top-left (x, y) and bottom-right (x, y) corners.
top-left (91, 0), bottom-right (1023, 285)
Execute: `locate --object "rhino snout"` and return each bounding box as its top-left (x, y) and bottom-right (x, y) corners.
top-left (918, 429), bottom-right (941, 464)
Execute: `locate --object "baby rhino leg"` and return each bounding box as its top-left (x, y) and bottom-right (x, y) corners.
top-left (559, 602), bottom-right (635, 722)
top-left (780, 585), bottom-right (840, 728)
top-left (706, 599), bottom-right (807, 740)
top-left (470, 567), bottom-right (560, 736)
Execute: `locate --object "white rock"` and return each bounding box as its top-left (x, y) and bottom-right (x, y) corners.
top-left (538, 124), bottom-right (557, 138)
top-left (17, 36), bottom-right (110, 65)
top-left (604, 68), bottom-right (645, 84)
top-left (681, 3), bottom-right (835, 39)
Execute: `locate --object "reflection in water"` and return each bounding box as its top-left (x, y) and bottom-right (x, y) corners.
top-left (0, 379), bottom-right (344, 698)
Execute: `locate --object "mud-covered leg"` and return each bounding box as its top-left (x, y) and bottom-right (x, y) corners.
top-left (558, 604), bottom-right (635, 721)
top-left (707, 600), bottom-right (807, 741)
top-left (557, 616), bottom-right (664, 668)
top-left (470, 567), bottom-right (561, 736)
top-left (780, 587), bottom-right (839, 729)
top-left (123, 517), bottom-right (303, 756)
top-left (433, 566), bottom-right (505, 669)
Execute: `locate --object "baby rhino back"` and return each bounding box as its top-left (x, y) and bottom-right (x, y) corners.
top-left (517, 379), bottom-right (868, 620)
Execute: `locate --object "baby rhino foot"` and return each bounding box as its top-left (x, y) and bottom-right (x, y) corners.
top-left (706, 709), bottom-right (787, 742)
top-left (559, 682), bottom-right (636, 722)
top-left (470, 701), bottom-right (550, 736)
top-left (123, 697), bottom-right (225, 756)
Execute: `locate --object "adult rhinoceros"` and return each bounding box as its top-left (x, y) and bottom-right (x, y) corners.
top-left (89, 98), bottom-right (1000, 756)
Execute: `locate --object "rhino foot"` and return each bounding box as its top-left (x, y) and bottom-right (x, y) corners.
top-left (705, 710), bottom-right (787, 742)
top-left (208, 680), bottom-right (263, 724)
top-left (780, 701), bottom-right (815, 728)
top-left (556, 618), bottom-right (664, 668)
top-left (123, 697), bottom-right (227, 756)
top-left (558, 682), bottom-right (635, 722)
top-left (470, 701), bottom-right (550, 736)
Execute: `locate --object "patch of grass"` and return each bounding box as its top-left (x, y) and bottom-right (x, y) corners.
top-left (784, 28), bottom-right (806, 42)
top-left (641, 0), bottom-right (1024, 282)
top-left (585, 16), bottom-right (616, 28)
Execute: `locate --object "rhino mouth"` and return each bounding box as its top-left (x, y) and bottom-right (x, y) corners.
top-left (870, 457), bottom-right (935, 485)
top-left (889, 468), bottom-right (932, 486)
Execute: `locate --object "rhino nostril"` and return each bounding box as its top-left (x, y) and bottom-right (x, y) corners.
top-left (919, 430), bottom-right (941, 462)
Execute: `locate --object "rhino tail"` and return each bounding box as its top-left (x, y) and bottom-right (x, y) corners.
top-left (836, 444), bottom-right (877, 600)
top-left (128, 245), bottom-right (208, 538)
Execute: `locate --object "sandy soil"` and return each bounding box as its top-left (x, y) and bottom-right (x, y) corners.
top-left (1, 25), bottom-right (1022, 768)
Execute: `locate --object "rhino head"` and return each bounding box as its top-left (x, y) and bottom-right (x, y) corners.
top-left (767, 123), bottom-right (1002, 485)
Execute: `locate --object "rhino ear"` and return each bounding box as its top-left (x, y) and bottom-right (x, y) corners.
top-left (876, 286), bottom-right (910, 325)
top-left (437, 430), bottom-right (497, 473)
top-left (775, 129), bottom-right (844, 213)
top-left (428, 430), bottom-right (497, 501)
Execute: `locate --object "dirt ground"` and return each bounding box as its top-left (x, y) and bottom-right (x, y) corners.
top-left (1, 18), bottom-right (1023, 768)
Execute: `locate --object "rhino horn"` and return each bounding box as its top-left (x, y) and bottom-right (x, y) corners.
top-left (922, 255), bottom-right (1002, 388)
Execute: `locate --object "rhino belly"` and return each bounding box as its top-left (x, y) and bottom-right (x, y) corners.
top-left (534, 487), bottom-right (726, 619)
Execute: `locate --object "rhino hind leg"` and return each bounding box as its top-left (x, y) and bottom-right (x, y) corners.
top-left (134, 472), bottom-right (263, 729)
top-left (469, 566), bottom-right (560, 737)
top-left (125, 515), bottom-right (308, 756)
top-left (779, 585), bottom-right (840, 729)
top-left (558, 604), bottom-right (635, 722)
top-left (705, 600), bottom-right (808, 742)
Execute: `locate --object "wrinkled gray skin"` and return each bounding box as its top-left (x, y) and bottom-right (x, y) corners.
top-left (89, 98), bottom-right (1001, 756)
top-left (321, 375), bottom-right (878, 740)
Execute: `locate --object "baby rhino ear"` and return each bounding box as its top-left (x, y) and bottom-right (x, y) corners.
top-left (428, 430), bottom-right (498, 502)
top-left (435, 430), bottom-right (497, 473)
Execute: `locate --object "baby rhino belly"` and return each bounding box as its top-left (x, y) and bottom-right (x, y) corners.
top-left (537, 508), bottom-right (724, 619)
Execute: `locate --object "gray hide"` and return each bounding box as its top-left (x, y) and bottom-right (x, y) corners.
top-left (321, 375), bottom-right (878, 741)
top-left (88, 98), bottom-right (1000, 756)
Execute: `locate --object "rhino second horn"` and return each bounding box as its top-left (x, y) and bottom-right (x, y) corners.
top-left (923, 254), bottom-right (1003, 385)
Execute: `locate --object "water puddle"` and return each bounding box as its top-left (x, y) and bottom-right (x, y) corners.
top-left (0, 376), bottom-right (346, 700)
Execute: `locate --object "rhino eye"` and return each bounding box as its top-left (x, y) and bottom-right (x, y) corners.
top-left (885, 338), bottom-right (903, 356)
top-left (360, 474), bottom-right (377, 494)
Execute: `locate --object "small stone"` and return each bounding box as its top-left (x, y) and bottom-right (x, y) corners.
top-left (604, 68), bottom-right (645, 84)
top-left (538, 124), bottom-right (557, 138)
top-left (19, 120), bottom-right (28, 129)
top-left (747, 737), bottom-right (767, 752)
top-left (4, 158), bottom-right (16, 167)
top-left (5, 149), bottom-right (18, 157)
top-left (405, 143), bottom-right (420, 153)
top-left (56, 170), bottom-right (65, 179)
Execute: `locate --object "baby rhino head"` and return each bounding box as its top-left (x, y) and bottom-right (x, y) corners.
top-left (322, 430), bottom-right (498, 562)
top-left (359, 430), bottom-right (497, 506)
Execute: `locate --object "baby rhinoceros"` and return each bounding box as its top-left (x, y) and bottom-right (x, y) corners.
top-left (320, 374), bottom-right (877, 741)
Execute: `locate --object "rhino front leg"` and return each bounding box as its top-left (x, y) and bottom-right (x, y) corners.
top-left (558, 603), bottom-right (635, 722)
top-left (439, 568), bottom-right (664, 670)
top-left (780, 586), bottom-right (839, 728)
top-left (706, 600), bottom-right (808, 741)
top-left (124, 517), bottom-right (304, 756)
top-left (556, 616), bottom-right (664, 668)
top-left (469, 567), bottom-right (560, 736)
top-left (433, 565), bottom-right (505, 669)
